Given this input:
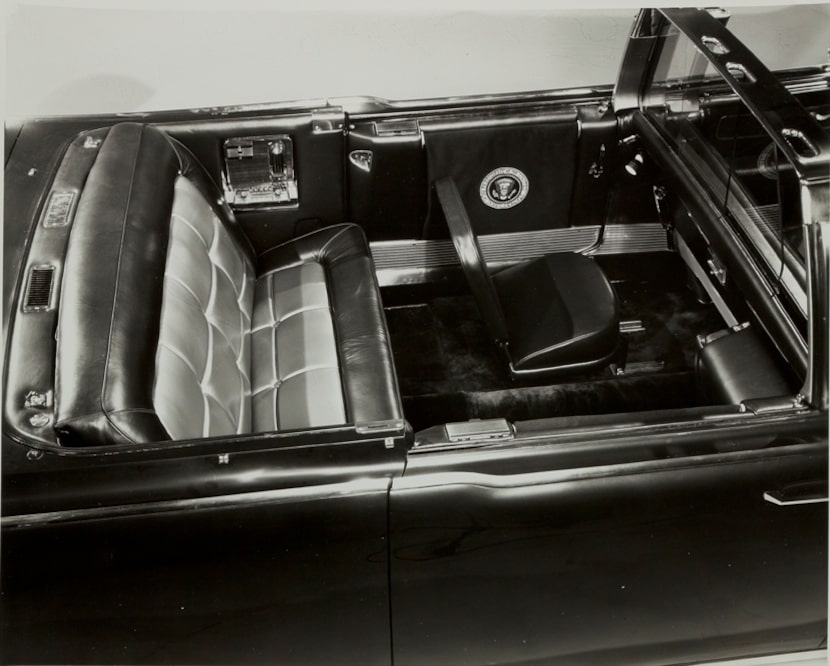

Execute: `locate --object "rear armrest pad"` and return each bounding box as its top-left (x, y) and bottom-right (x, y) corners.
top-left (258, 224), bottom-right (403, 425)
top-left (697, 327), bottom-right (792, 405)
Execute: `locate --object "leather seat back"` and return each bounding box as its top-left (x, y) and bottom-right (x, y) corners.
top-left (154, 177), bottom-right (255, 440)
top-left (55, 123), bottom-right (256, 446)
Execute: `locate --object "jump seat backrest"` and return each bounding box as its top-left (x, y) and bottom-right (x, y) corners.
top-left (54, 122), bottom-right (401, 447)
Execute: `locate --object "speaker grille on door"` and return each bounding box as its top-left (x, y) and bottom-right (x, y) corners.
top-left (23, 265), bottom-right (55, 312)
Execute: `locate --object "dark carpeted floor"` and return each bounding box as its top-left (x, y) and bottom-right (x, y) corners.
top-left (383, 252), bottom-right (725, 431)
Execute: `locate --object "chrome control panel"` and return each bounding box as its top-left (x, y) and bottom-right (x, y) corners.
top-left (223, 135), bottom-right (298, 208)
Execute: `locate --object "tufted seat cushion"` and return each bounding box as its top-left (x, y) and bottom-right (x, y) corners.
top-left (54, 122), bottom-right (401, 446)
top-left (251, 261), bottom-right (345, 431)
top-left (153, 177), bottom-right (255, 440)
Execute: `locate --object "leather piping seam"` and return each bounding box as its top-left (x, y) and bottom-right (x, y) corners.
top-left (321, 261), bottom-right (350, 423)
top-left (55, 407), bottom-right (160, 428)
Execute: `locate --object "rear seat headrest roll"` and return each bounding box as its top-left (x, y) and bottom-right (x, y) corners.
top-left (55, 123), bottom-right (185, 446)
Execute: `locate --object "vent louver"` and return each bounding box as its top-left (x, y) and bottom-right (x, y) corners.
top-left (23, 265), bottom-right (55, 312)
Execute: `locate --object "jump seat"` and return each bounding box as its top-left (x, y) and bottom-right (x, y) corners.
top-left (54, 122), bottom-right (401, 447)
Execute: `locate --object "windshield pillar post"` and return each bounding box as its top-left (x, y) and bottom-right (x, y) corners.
top-left (803, 217), bottom-right (830, 410)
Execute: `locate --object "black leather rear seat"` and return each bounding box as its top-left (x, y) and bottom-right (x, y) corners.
top-left (54, 122), bottom-right (401, 446)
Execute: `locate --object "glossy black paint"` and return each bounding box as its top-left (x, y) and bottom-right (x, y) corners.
top-left (390, 414), bottom-right (827, 665)
top-left (2, 427), bottom-right (406, 516)
top-left (2, 488), bottom-right (392, 665)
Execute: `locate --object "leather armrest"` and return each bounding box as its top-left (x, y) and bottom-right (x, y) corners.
top-left (258, 224), bottom-right (403, 425)
top-left (697, 327), bottom-right (792, 405)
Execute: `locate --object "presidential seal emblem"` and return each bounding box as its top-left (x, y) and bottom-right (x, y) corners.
top-left (479, 167), bottom-right (529, 209)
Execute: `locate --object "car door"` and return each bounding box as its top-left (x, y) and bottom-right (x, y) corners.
top-left (1, 425), bottom-right (405, 665)
top-left (389, 412), bottom-right (827, 666)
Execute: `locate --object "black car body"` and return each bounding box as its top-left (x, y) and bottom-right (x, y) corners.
top-left (2, 7), bottom-right (828, 665)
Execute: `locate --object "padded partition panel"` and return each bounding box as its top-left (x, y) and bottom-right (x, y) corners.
top-left (424, 120), bottom-right (578, 237)
top-left (347, 124), bottom-right (427, 241)
top-left (154, 177), bottom-right (255, 440)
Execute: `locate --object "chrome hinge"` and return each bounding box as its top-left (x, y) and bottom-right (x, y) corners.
top-left (741, 396), bottom-right (806, 415)
top-left (355, 419), bottom-right (405, 435)
top-left (705, 7), bottom-right (731, 22)
top-left (706, 251), bottom-right (727, 286)
top-left (311, 107), bottom-right (346, 134)
top-left (445, 418), bottom-right (513, 444)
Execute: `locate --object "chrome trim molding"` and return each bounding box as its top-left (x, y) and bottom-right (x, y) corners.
top-left (395, 442), bottom-right (819, 492)
top-left (372, 223), bottom-right (669, 286)
top-left (675, 234), bottom-right (739, 327)
top-left (763, 490), bottom-right (828, 507)
top-left (696, 649), bottom-right (827, 666)
top-left (2, 478), bottom-right (389, 528)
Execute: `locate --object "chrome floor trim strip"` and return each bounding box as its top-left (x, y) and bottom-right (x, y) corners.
top-left (371, 223), bottom-right (669, 286)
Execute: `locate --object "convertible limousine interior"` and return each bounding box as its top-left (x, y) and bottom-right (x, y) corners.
top-left (4, 113), bottom-right (798, 448)
top-left (4, 92), bottom-right (818, 449)
top-left (3, 7), bottom-right (827, 666)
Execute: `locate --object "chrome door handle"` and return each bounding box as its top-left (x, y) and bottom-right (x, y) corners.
top-left (763, 480), bottom-right (828, 506)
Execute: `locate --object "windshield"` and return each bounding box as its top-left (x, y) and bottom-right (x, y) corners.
top-left (642, 20), bottom-right (809, 318)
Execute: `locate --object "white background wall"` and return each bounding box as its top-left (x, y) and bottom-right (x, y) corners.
top-left (3, 1), bottom-right (830, 119)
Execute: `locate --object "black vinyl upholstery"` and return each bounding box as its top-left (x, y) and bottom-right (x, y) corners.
top-left (697, 327), bottom-right (791, 404)
top-left (424, 118), bottom-right (578, 236)
top-left (55, 124), bottom-right (179, 446)
top-left (54, 122), bottom-right (401, 446)
top-left (435, 177), bottom-right (509, 344)
top-left (494, 253), bottom-right (620, 373)
top-left (435, 176), bottom-right (620, 377)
